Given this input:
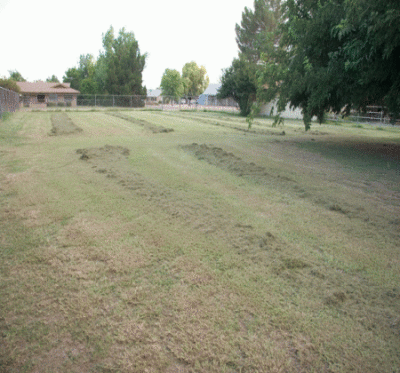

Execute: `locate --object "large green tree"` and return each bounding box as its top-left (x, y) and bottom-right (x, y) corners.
top-left (8, 70), bottom-right (26, 82)
top-left (235, 0), bottom-right (282, 64)
top-left (181, 62), bottom-right (209, 98)
top-left (63, 54), bottom-right (98, 93)
top-left (219, 0), bottom-right (282, 117)
top-left (260, 0), bottom-right (400, 130)
top-left (160, 69), bottom-right (183, 100)
top-left (63, 67), bottom-right (81, 90)
top-left (93, 54), bottom-right (108, 94)
top-left (62, 27), bottom-right (147, 96)
top-left (78, 54), bottom-right (96, 80)
top-left (338, 0), bottom-right (400, 121)
top-left (103, 26), bottom-right (147, 95)
top-left (271, 0), bottom-right (349, 129)
top-left (218, 57), bottom-right (257, 116)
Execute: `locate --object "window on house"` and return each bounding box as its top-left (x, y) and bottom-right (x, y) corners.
top-left (64, 95), bottom-right (73, 102)
top-left (37, 94), bottom-right (45, 103)
top-left (49, 94), bottom-right (57, 102)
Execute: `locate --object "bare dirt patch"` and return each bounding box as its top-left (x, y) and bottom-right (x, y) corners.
top-left (106, 112), bottom-right (174, 133)
top-left (49, 113), bottom-right (83, 136)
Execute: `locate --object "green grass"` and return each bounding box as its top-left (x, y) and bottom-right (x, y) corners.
top-left (294, 138), bottom-right (400, 176)
top-left (1, 110), bottom-right (399, 372)
top-left (0, 111), bottom-right (13, 121)
top-left (327, 120), bottom-right (342, 126)
top-left (0, 113), bottom-right (24, 145)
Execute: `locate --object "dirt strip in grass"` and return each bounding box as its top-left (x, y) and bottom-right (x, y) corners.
top-left (49, 112), bottom-right (83, 136)
top-left (106, 112), bottom-right (174, 133)
top-left (150, 110), bottom-right (287, 136)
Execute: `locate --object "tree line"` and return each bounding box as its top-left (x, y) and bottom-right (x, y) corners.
top-left (0, 26), bottom-right (147, 97)
top-left (2, 25), bottom-right (210, 101)
top-left (63, 26), bottom-right (147, 96)
top-left (159, 62), bottom-right (209, 101)
top-left (218, 0), bottom-right (400, 130)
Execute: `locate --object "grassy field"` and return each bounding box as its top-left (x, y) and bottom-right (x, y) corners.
top-left (0, 109), bottom-right (399, 372)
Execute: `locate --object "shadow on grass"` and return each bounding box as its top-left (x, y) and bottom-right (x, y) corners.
top-left (295, 138), bottom-right (400, 175)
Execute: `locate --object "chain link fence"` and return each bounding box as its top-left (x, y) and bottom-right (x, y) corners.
top-left (0, 87), bottom-right (20, 120)
top-left (328, 105), bottom-right (399, 125)
top-left (351, 106), bottom-right (399, 125)
top-left (77, 94), bottom-right (146, 108)
top-left (76, 94), bottom-right (238, 112)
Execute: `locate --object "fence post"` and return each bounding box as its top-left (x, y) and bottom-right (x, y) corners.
top-left (113, 96), bottom-right (115, 107)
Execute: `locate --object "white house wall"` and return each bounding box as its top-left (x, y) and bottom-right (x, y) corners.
top-left (260, 99), bottom-right (304, 120)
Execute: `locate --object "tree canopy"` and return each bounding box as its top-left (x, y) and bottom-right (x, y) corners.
top-left (218, 57), bottom-right (257, 116)
top-left (63, 54), bottom-right (97, 93)
top-left (219, 0), bottom-right (281, 117)
top-left (102, 26), bottom-right (147, 96)
top-left (46, 75), bottom-right (59, 83)
top-left (257, 0), bottom-right (400, 129)
top-left (270, 0), bottom-right (349, 128)
top-left (160, 69), bottom-right (183, 100)
top-left (338, 0), bottom-right (400, 121)
top-left (181, 62), bottom-right (209, 98)
top-left (0, 78), bottom-right (21, 92)
top-left (235, 0), bottom-right (282, 64)
top-left (62, 26), bottom-right (147, 96)
top-left (8, 70), bottom-right (26, 82)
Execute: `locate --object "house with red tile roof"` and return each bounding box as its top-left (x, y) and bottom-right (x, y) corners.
top-left (16, 81), bottom-right (80, 108)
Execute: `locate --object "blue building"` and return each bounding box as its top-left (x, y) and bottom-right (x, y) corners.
top-left (197, 84), bottom-right (221, 105)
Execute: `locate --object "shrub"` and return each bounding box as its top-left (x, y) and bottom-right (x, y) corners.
top-left (47, 102), bottom-right (56, 107)
top-left (66, 102), bottom-right (72, 107)
top-left (57, 102), bottom-right (66, 107)
top-left (0, 78), bottom-right (21, 92)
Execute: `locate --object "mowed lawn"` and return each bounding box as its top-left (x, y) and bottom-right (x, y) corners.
top-left (1, 109), bottom-right (399, 372)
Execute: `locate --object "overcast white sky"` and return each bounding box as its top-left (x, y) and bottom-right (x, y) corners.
top-left (0, 0), bottom-right (255, 89)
